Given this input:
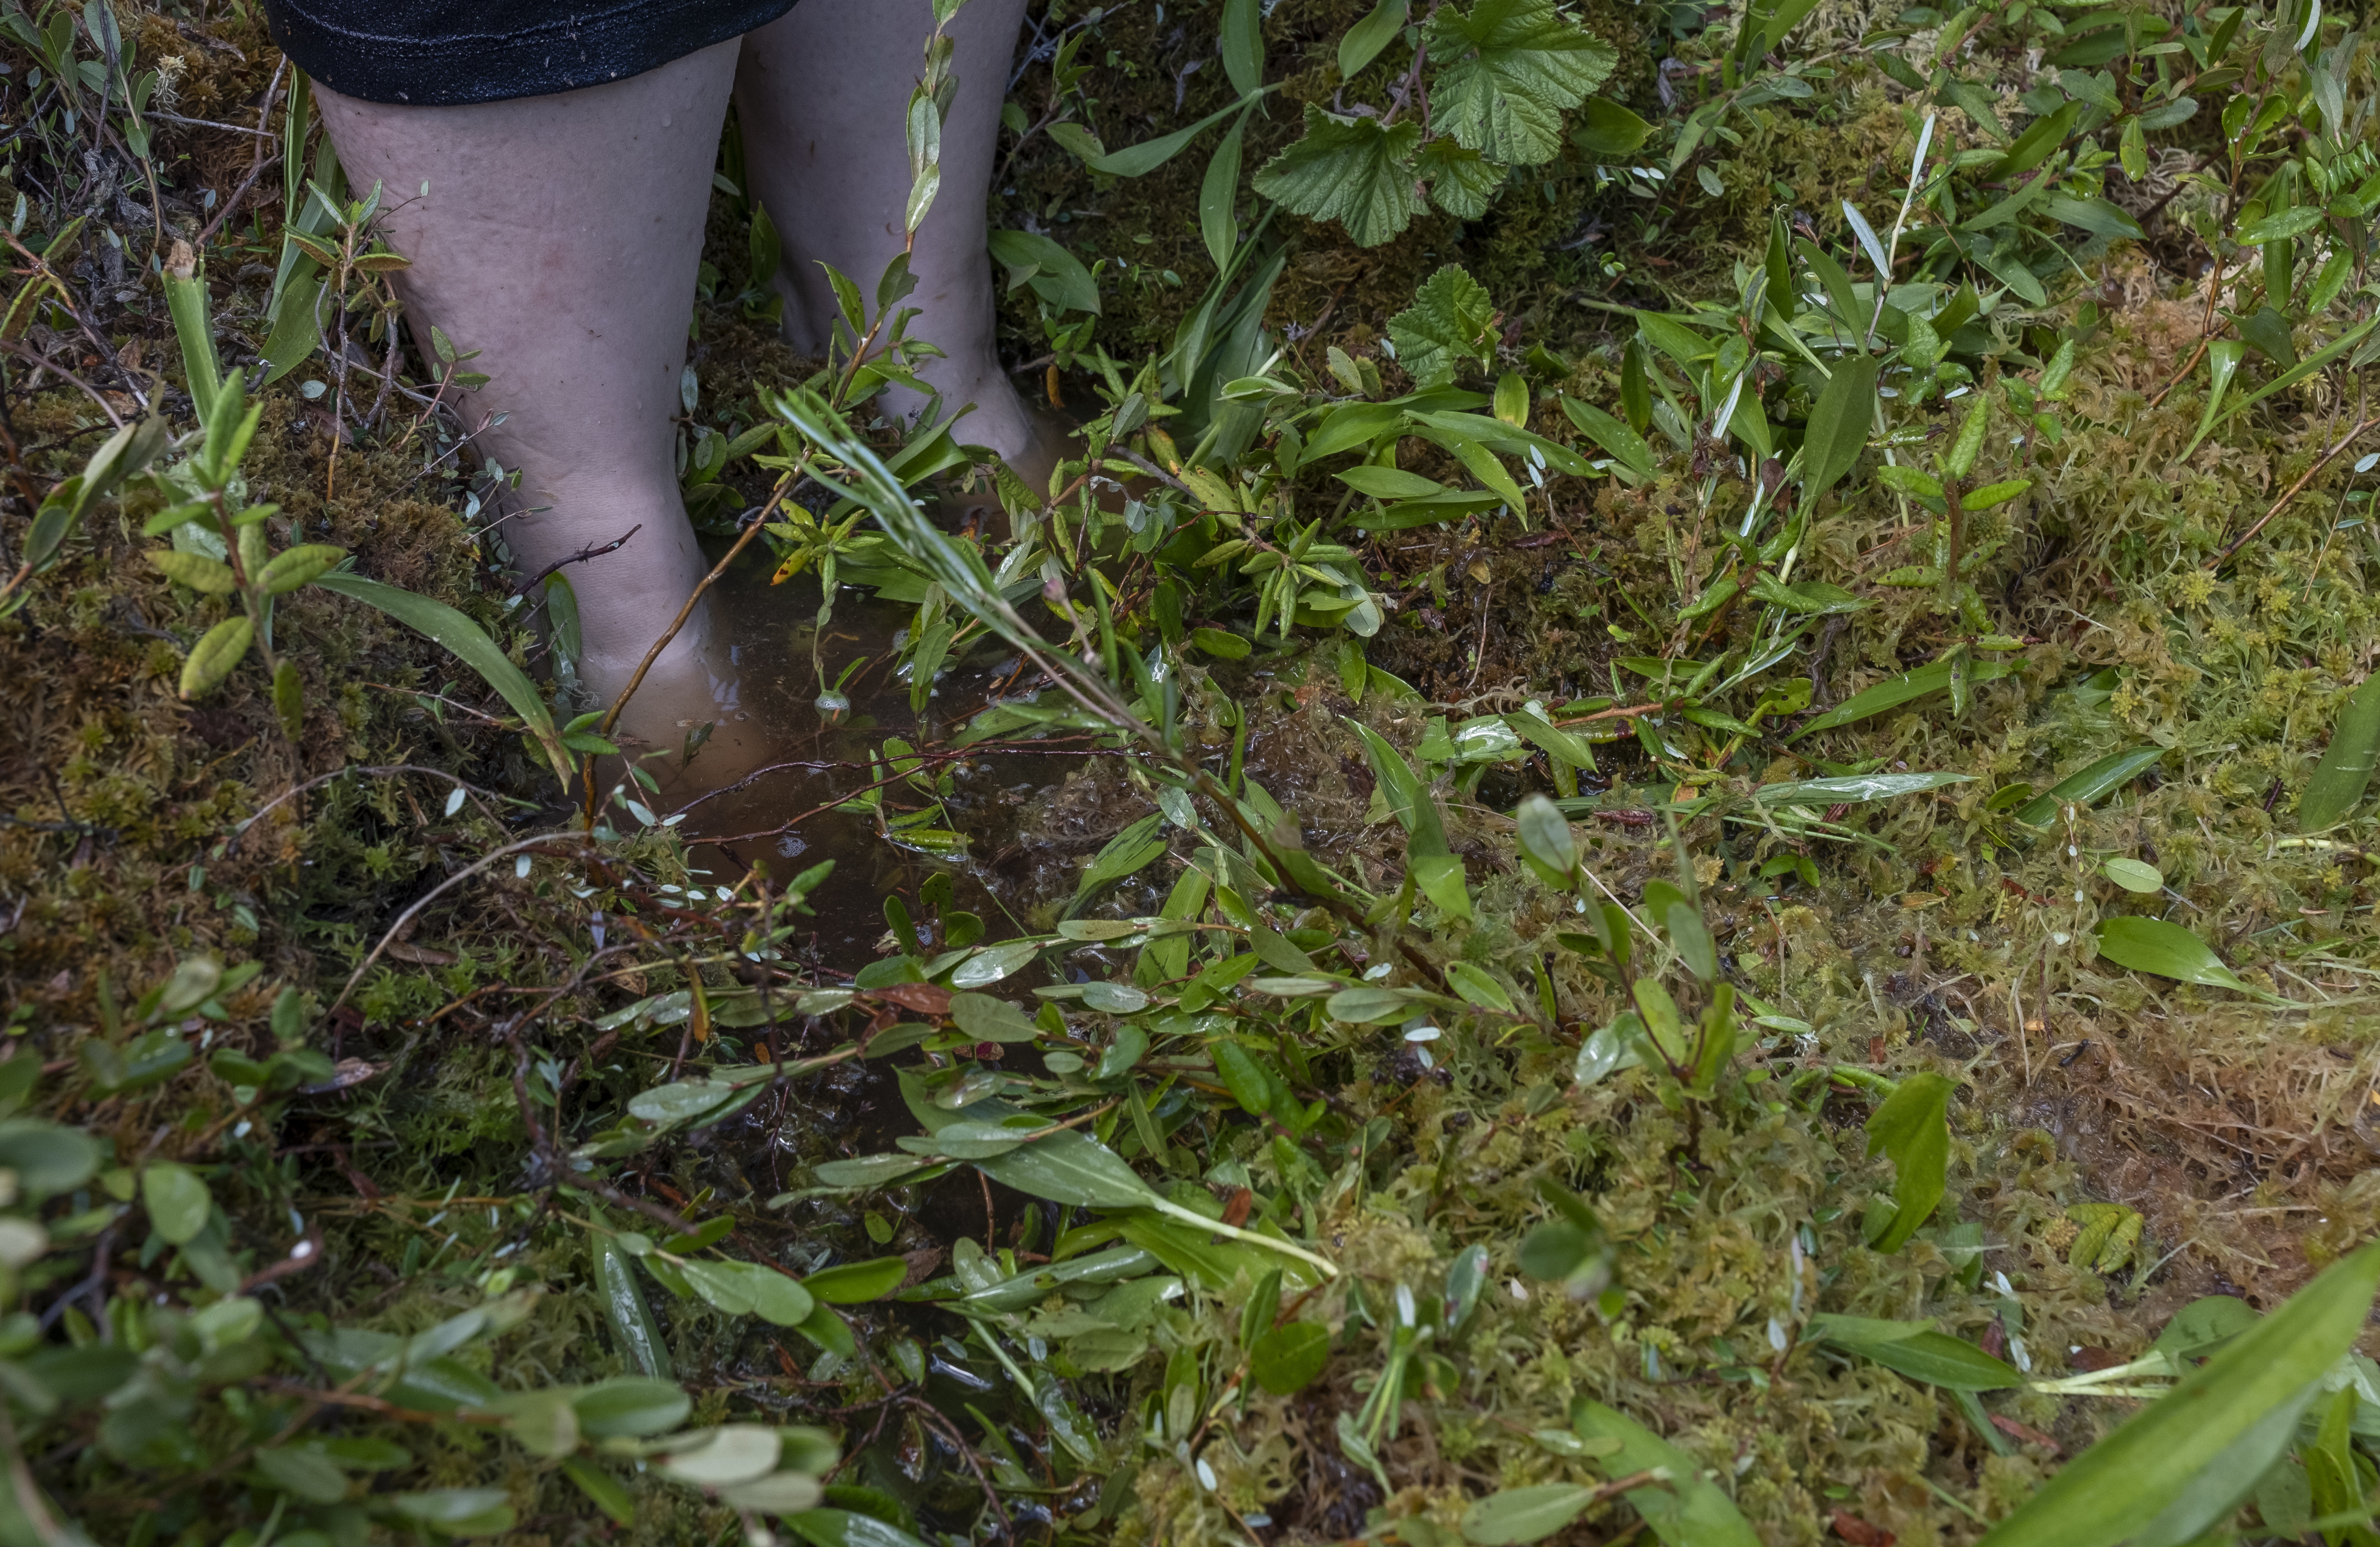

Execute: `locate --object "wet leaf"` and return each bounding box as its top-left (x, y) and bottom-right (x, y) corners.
top-left (949, 992), bottom-right (1039, 1043)
top-left (2094, 917), bottom-right (2258, 996)
top-left (951, 940), bottom-right (1043, 987)
top-left (783, 1509), bottom-right (933, 1547)
top-left (800, 1258), bottom-right (907, 1304)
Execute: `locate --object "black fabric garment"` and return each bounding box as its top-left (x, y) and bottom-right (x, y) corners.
top-left (262, 0), bottom-right (798, 106)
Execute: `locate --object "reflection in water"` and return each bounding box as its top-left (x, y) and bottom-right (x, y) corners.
top-left (667, 545), bottom-right (1080, 972)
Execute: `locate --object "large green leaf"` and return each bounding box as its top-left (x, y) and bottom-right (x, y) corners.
top-left (2094, 917), bottom-right (2259, 996)
top-left (1792, 655), bottom-right (2018, 738)
top-left (1570, 1401), bottom-right (1761, 1547)
top-left (784, 1509), bottom-right (932, 1547)
top-left (1975, 1241), bottom-right (2380, 1547)
top-left (1387, 264), bottom-right (1499, 389)
top-left (1251, 106), bottom-right (1424, 247)
top-left (1801, 354), bottom-right (1879, 503)
top-left (314, 572), bottom-right (570, 783)
top-left (2013, 745), bottom-right (2167, 828)
top-left (1806, 1314), bottom-right (2022, 1390)
top-left (1423, 0), bottom-right (1617, 165)
top-left (1460, 1484), bottom-right (1601, 1544)
top-left (2302, 672), bottom-right (2380, 831)
top-left (1863, 1072), bottom-right (1951, 1252)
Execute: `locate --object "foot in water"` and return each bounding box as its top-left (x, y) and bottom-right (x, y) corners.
top-left (308, 0), bottom-right (1036, 805)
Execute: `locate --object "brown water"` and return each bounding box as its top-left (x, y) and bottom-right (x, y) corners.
top-left (661, 545), bottom-right (1092, 968)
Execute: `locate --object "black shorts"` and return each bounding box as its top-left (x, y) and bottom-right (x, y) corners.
top-left (261, 0), bottom-right (798, 106)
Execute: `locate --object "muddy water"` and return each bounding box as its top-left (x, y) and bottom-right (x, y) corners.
top-left (669, 543), bottom-right (1090, 970)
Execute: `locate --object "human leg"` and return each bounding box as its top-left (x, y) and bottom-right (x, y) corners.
top-left (312, 44), bottom-right (738, 735)
top-left (733, 0), bottom-right (1037, 461)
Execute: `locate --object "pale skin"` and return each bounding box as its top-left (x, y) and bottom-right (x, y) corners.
top-left (312, 0), bottom-right (1035, 770)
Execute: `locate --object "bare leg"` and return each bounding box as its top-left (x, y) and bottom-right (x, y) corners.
top-left (735, 0), bottom-right (1036, 461)
top-left (313, 46), bottom-right (741, 761)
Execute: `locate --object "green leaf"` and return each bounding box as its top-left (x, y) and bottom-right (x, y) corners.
top-left (1571, 94), bottom-right (1651, 156)
top-left (1325, 984), bottom-right (1412, 1023)
top-left (314, 572), bottom-right (571, 784)
top-left (655, 1424), bottom-right (783, 1487)
top-left (1190, 625), bottom-right (1250, 660)
top-left (1962, 478), bottom-right (2031, 511)
top-left (1792, 655), bottom-right (2017, 738)
top-left (1807, 1314), bottom-right (2022, 1389)
top-left (1423, 0), bottom-right (1617, 165)
top-left (1975, 1242), bottom-right (2380, 1547)
top-left (1048, 92), bottom-right (1263, 179)
top-left (257, 543), bottom-right (347, 595)
top-left (1753, 771), bottom-right (1968, 804)
top-left (254, 1446), bottom-right (350, 1505)
top-left (1339, 0), bottom-right (1408, 79)
top-left (1446, 962), bottom-right (1514, 1012)
top-left (949, 992), bottom-right (1039, 1044)
top-left (1570, 1400), bottom-right (1762, 1547)
top-left (1416, 137), bottom-right (1508, 219)
top-left (1863, 1071), bottom-right (1951, 1251)
top-left (1461, 1484), bottom-right (1601, 1545)
top-left (2100, 857), bottom-right (2164, 893)
top-left (1801, 355), bottom-right (1878, 503)
top-left (384, 1488), bottom-right (516, 1537)
top-left (1388, 263), bottom-right (1498, 389)
top-left (974, 1125), bottom-right (1158, 1210)
top-left (2038, 192), bottom-right (2144, 240)
top-left (2013, 745), bottom-right (2166, 828)
top-left (1337, 466), bottom-right (1446, 500)
top-left (561, 1458), bottom-right (636, 1526)
top-left (1251, 105), bottom-right (1423, 247)
top-left (141, 1161), bottom-right (211, 1245)
top-left (571, 1376), bottom-right (690, 1438)
top-left (2302, 673), bottom-right (2380, 831)
top-left (2094, 917), bottom-right (2259, 996)
top-left (813, 1154), bottom-right (935, 1189)
top-left (1072, 813), bottom-right (1169, 908)
top-left (179, 615), bottom-right (253, 699)
top-left (1515, 792), bottom-right (1576, 887)
top-left (1200, 112), bottom-right (1248, 268)
top-left (2237, 204), bottom-right (2329, 245)
top-left (1219, 0), bottom-right (1263, 97)
top-left (783, 1509), bottom-right (934, 1547)
top-left (800, 1258), bottom-right (907, 1304)
top-left (1249, 1320), bottom-right (1331, 1394)
top-left (987, 230), bottom-right (1100, 316)
top-left (148, 548), bottom-right (236, 594)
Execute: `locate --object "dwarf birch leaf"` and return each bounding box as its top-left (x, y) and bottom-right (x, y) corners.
top-left (1251, 106), bottom-right (1423, 247)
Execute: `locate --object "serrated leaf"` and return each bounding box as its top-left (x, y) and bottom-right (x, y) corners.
top-left (1416, 136), bottom-right (1508, 219)
top-left (1251, 105), bottom-right (1424, 248)
top-left (1387, 264), bottom-right (1497, 390)
top-left (1423, 0), bottom-right (1617, 165)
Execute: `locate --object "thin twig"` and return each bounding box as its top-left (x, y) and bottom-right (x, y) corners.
top-left (597, 484), bottom-right (794, 741)
top-left (507, 523), bottom-right (641, 597)
top-left (2210, 415), bottom-right (2380, 567)
top-left (196, 58), bottom-right (286, 249)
